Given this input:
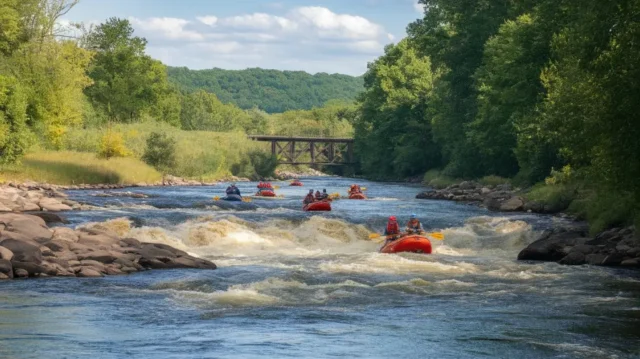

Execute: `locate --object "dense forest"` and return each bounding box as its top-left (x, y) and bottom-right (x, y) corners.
top-left (167, 67), bottom-right (364, 113)
top-left (354, 0), bottom-right (639, 231)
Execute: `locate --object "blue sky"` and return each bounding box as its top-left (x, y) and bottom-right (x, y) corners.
top-left (64, 0), bottom-right (424, 75)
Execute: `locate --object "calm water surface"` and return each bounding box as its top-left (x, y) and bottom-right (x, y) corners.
top-left (1, 177), bottom-right (639, 358)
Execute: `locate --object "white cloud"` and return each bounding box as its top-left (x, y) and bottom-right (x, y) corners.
top-left (130, 17), bottom-right (204, 41)
top-left (218, 13), bottom-right (297, 31)
top-left (196, 16), bottom-right (218, 27)
top-left (127, 6), bottom-right (395, 75)
top-left (291, 6), bottom-right (389, 40)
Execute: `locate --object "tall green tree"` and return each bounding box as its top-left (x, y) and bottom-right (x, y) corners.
top-left (84, 17), bottom-right (174, 123)
top-left (408, 0), bottom-right (522, 177)
top-left (354, 40), bottom-right (441, 178)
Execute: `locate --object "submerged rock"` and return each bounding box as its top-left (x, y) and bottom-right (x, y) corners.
top-left (0, 213), bottom-right (216, 280)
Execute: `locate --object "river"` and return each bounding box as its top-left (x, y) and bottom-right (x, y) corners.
top-left (1, 177), bottom-right (639, 358)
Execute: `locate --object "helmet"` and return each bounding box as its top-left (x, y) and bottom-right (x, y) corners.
top-left (309, 189), bottom-right (313, 193)
top-left (389, 216), bottom-right (397, 221)
top-left (410, 214), bottom-right (417, 219)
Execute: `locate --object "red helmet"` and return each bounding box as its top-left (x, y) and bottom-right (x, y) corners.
top-left (389, 216), bottom-right (396, 221)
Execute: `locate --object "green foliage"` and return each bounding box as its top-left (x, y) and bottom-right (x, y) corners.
top-left (422, 169), bottom-right (457, 189)
top-left (84, 18), bottom-right (175, 124)
top-left (167, 67), bottom-right (364, 113)
top-left (98, 129), bottom-right (130, 159)
top-left (231, 150), bottom-right (278, 180)
top-left (354, 40), bottom-right (441, 179)
top-left (526, 183), bottom-right (576, 213)
top-left (268, 101), bottom-right (355, 138)
top-left (0, 75), bottom-right (32, 163)
top-left (142, 132), bottom-right (177, 174)
top-left (569, 190), bottom-right (639, 235)
top-left (60, 122), bottom-right (268, 181)
top-left (180, 90), bottom-right (250, 131)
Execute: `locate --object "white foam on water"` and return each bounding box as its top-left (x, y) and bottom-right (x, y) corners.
top-left (319, 253), bottom-right (479, 275)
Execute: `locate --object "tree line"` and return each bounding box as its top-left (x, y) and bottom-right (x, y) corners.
top-left (0, 0), bottom-right (356, 167)
top-left (354, 0), bottom-right (639, 220)
top-left (167, 67), bottom-right (363, 114)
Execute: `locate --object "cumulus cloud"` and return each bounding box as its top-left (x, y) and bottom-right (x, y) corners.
top-left (130, 17), bottom-right (204, 41)
top-left (125, 6), bottom-right (394, 75)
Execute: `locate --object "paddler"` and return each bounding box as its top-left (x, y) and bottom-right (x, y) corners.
top-left (226, 183), bottom-right (241, 196)
top-left (303, 189), bottom-right (315, 205)
top-left (406, 214), bottom-right (423, 234)
top-left (383, 216), bottom-right (400, 245)
top-left (321, 189), bottom-right (329, 200)
top-left (315, 190), bottom-right (322, 200)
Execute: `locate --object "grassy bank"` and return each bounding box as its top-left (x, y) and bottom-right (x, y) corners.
top-left (0, 151), bottom-right (161, 185)
top-left (60, 123), bottom-right (272, 181)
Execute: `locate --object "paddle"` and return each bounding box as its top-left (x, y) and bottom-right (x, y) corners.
top-left (368, 232), bottom-right (444, 241)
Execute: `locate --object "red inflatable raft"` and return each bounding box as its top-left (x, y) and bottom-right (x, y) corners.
top-left (290, 181), bottom-right (303, 186)
top-left (349, 193), bottom-right (367, 200)
top-left (256, 190), bottom-right (276, 197)
top-left (303, 200), bottom-right (332, 211)
top-left (380, 235), bottom-right (432, 254)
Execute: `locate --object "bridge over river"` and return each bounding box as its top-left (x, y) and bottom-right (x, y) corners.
top-left (248, 135), bottom-right (354, 165)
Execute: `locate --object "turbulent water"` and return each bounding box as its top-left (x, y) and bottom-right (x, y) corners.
top-left (1, 177), bottom-right (639, 358)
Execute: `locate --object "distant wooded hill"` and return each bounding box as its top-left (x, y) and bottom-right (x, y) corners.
top-left (167, 67), bottom-right (364, 113)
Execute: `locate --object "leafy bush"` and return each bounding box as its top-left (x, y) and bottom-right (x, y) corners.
top-left (98, 130), bottom-right (130, 159)
top-left (526, 183), bottom-right (576, 213)
top-left (231, 150), bottom-right (277, 180)
top-left (422, 169), bottom-right (457, 189)
top-left (142, 132), bottom-right (177, 175)
top-left (568, 189), bottom-right (639, 235)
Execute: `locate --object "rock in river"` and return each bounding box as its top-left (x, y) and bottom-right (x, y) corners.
top-left (0, 213), bottom-right (217, 280)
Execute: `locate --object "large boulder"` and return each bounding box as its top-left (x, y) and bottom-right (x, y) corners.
top-left (77, 267), bottom-right (103, 278)
top-left (30, 212), bottom-right (69, 224)
top-left (559, 252), bottom-right (586, 265)
top-left (499, 196), bottom-right (525, 212)
top-left (0, 238), bottom-right (42, 263)
top-left (52, 227), bottom-right (79, 242)
top-left (0, 213), bottom-right (52, 244)
top-left (77, 250), bottom-right (118, 264)
top-left (518, 226), bottom-right (589, 261)
top-left (11, 260), bottom-right (54, 277)
top-left (38, 198), bottom-right (72, 212)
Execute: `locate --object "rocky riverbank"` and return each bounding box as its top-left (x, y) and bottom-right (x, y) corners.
top-left (417, 180), bottom-right (639, 268)
top-left (0, 185), bottom-right (84, 212)
top-left (1, 174), bottom-right (250, 192)
top-left (518, 225), bottom-right (639, 267)
top-left (0, 213), bottom-right (216, 279)
top-left (275, 168), bottom-right (328, 180)
top-left (416, 181), bottom-right (555, 214)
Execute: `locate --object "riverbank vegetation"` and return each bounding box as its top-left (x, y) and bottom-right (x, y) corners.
top-left (354, 0), bottom-right (640, 232)
top-left (0, 1), bottom-right (355, 184)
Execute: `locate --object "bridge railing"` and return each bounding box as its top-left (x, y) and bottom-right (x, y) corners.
top-left (248, 135), bottom-right (354, 165)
